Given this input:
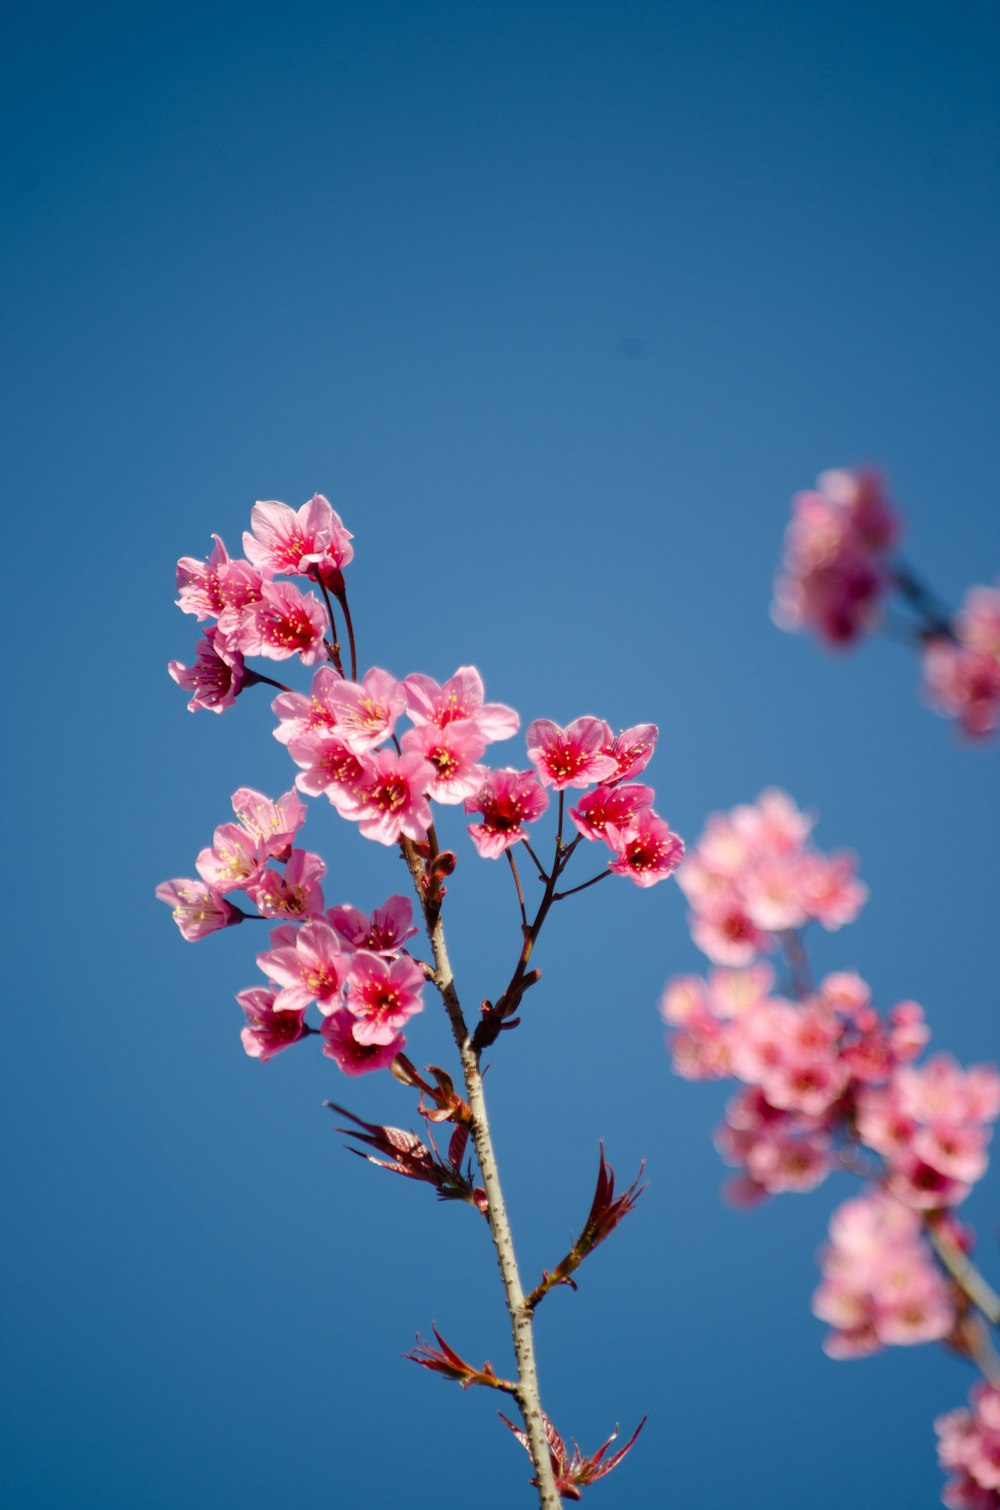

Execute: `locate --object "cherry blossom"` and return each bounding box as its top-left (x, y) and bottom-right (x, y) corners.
top-left (344, 951), bottom-right (426, 1045)
top-left (236, 987), bottom-right (309, 1062)
top-left (155, 879), bottom-right (244, 940)
top-left (168, 628), bottom-right (249, 713)
top-left (237, 580), bottom-right (329, 663)
top-left (243, 493), bottom-right (354, 582)
top-left (525, 716), bottom-right (618, 790)
top-left (606, 810), bottom-right (685, 888)
top-left (464, 768), bottom-right (549, 858)
top-left (403, 666), bottom-right (519, 745)
top-left (349, 750), bottom-right (436, 845)
top-left (256, 919), bottom-right (349, 1015)
top-left (175, 534), bottom-right (264, 621)
top-left (321, 1008), bottom-right (405, 1074)
top-left (326, 895), bottom-right (418, 954)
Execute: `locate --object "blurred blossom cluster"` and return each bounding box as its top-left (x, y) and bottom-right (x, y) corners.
top-left (923, 582), bottom-right (1000, 739)
top-left (774, 469), bottom-right (1000, 740)
top-left (937, 1383), bottom-right (1000, 1508)
top-left (662, 789), bottom-right (1000, 1377)
top-left (772, 468), bottom-right (900, 647)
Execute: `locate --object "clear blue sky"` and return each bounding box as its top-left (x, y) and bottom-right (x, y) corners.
top-left (5, 3), bottom-right (999, 1506)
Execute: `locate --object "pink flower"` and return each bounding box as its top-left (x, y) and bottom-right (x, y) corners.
top-left (569, 783), bottom-right (654, 844)
top-left (326, 895), bottom-right (418, 953)
top-left (256, 919), bottom-right (348, 1014)
top-left (321, 1008), bottom-right (405, 1075)
top-left (243, 494), bottom-right (354, 582)
top-left (600, 723), bottom-right (658, 781)
top-left (237, 581), bottom-right (329, 663)
top-left (236, 986), bottom-right (309, 1062)
top-left (271, 667), bottom-right (344, 746)
top-left (344, 951), bottom-right (425, 1045)
top-left (230, 787), bottom-right (307, 860)
top-left (525, 716), bottom-right (618, 790)
top-left (350, 750), bottom-right (436, 845)
top-left (175, 534), bottom-right (263, 621)
top-left (689, 897), bottom-right (771, 966)
top-left (323, 667), bottom-right (407, 753)
top-left (937, 1384), bottom-right (1000, 1505)
top-left (923, 640), bottom-right (1000, 739)
top-left (607, 810), bottom-right (685, 887)
top-left (195, 823), bottom-right (266, 893)
top-left (286, 733), bottom-right (366, 809)
top-left (403, 665), bottom-right (519, 745)
top-left (772, 468), bottom-right (898, 648)
top-left (247, 849), bottom-right (326, 919)
top-left (400, 721), bottom-right (487, 804)
top-left (958, 582), bottom-right (1000, 660)
top-left (168, 628), bottom-right (248, 713)
top-left (464, 768), bottom-right (549, 858)
top-left (155, 878), bottom-right (244, 940)
top-left (813, 1190), bottom-right (954, 1357)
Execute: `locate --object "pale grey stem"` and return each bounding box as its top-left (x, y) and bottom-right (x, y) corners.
top-left (402, 844), bottom-right (562, 1509)
top-left (928, 1222), bottom-right (1000, 1327)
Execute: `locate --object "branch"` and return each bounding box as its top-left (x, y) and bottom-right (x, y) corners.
top-left (400, 836), bottom-right (563, 1508)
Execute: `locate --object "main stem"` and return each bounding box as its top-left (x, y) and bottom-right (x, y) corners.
top-left (402, 844), bottom-right (561, 1508)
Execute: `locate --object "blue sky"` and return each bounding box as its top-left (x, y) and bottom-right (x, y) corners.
top-left (5, 3), bottom-right (999, 1506)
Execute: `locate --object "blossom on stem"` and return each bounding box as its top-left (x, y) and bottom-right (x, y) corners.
top-left (322, 667), bottom-right (407, 753)
top-left (569, 782), bottom-right (654, 844)
top-left (196, 823), bottom-right (267, 893)
top-left (403, 665), bottom-right (519, 746)
top-left (525, 716), bottom-right (618, 790)
top-left (236, 986), bottom-right (309, 1062)
top-left (326, 895), bottom-right (418, 953)
top-left (246, 849), bottom-right (326, 919)
top-left (922, 639), bottom-right (1000, 740)
top-left (256, 919), bottom-right (349, 1014)
top-left (349, 750), bottom-right (435, 845)
top-left (175, 534), bottom-right (263, 621)
top-left (813, 1190), bottom-right (955, 1357)
top-left (168, 628), bottom-right (249, 713)
top-left (677, 789), bottom-right (865, 965)
top-left (231, 787), bottom-right (307, 860)
top-left (464, 767), bottom-right (549, 858)
top-left (155, 879), bottom-right (244, 940)
top-left (243, 494), bottom-right (354, 581)
top-left (271, 667), bottom-right (345, 746)
top-left (937, 1383), bottom-right (1000, 1507)
top-left (344, 951), bottom-right (425, 1044)
top-left (401, 721), bottom-right (488, 804)
top-left (606, 809), bottom-right (685, 887)
top-left (600, 723), bottom-right (659, 781)
top-left (287, 733), bottom-right (367, 810)
top-left (237, 581), bottom-right (329, 663)
top-left (772, 467), bottom-right (899, 647)
top-left (321, 1009), bottom-right (405, 1075)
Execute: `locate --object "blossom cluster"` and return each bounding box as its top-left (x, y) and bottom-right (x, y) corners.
top-left (675, 787), bottom-right (866, 964)
top-left (923, 581), bottom-right (1000, 739)
top-left (169, 494), bottom-right (355, 711)
top-left (773, 467), bottom-right (1000, 741)
top-left (161, 494), bottom-right (685, 1079)
top-left (937, 1383), bottom-right (1000, 1509)
top-left (772, 468), bottom-right (900, 647)
top-left (813, 1191), bottom-right (957, 1357)
top-left (661, 789), bottom-right (1000, 1374)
